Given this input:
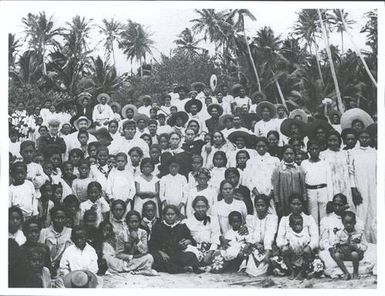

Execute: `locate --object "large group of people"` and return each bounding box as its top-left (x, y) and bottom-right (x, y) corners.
top-left (8, 83), bottom-right (377, 288)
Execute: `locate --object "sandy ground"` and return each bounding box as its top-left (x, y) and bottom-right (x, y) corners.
top-left (102, 272), bottom-right (377, 289)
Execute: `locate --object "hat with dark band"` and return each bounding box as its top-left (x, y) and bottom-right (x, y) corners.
top-left (340, 108), bottom-right (374, 130)
top-left (167, 111), bottom-right (189, 127)
top-left (184, 99), bottom-right (203, 113)
top-left (280, 118), bottom-right (307, 137)
top-left (207, 103), bottom-right (224, 116)
top-left (228, 130), bottom-right (252, 148)
top-left (63, 270), bottom-right (99, 288)
top-left (121, 104), bottom-right (138, 119)
top-left (289, 109), bottom-right (308, 123)
top-left (96, 93), bottom-right (111, 104)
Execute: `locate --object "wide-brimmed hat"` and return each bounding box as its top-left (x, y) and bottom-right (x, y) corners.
top-left (306, 119), bottom-right (333, 138)
top-left (191, 82), bottom-right (206, 91)
top-left (110, 102), bottom-right (121, 112)
top-left (73, 116), bottom-right (92, 131)
top-left (167, 111), bottom-right (189, 127)
top-left (134, 113), bottom-right (150, 125)
top-left (76, 92), bottom-right (92, 104)
top-left (140, 95), bottom-right (152, 102)
top-left (228, 130), bottom-right (252, 147)
top-left (340, 108), bottom-right (374, 130)
top-left (289, 109), bottom-right (308, 123)
top-left (230, 83), bottom-right (244, 96)
top-left (47, 117), bottom-right (61, 126)
top-left (188, 90), bottom-right (198, 97)
top-left (207, 103), bottom-right (224, 116)
top-left (174, 85), bottom-right (189, 93)
top-left (256, 101), bottom-right (277, 119)
top-left (275, 104), bottom-right (288, 114)
top-left (63, 270), bottom-right (99, 288)
top-left (184, 99), bottom-right (203, 113)
top-left (251, 91), bottom-right (266, 102)
top-left (280, 118), bottom-right (307, 137)
top-left (96, 93), bottom-right (111, 104)
top-left (219, 114), bottom-right (234, 129)
top-left (241, 113), bottom-right (260, 130)
top-left (121, 104), bottom-right (138, 119)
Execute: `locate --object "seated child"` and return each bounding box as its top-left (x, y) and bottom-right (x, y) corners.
top-left (140, 200), bottom-right (160, 240)
top-left (221, 211), bottom-right (252, 262)
top-left (82, 210), bottom-right (99, 249)
top-left (63, 194), bottom-right (81, 228)
top-left (279, 214), bottom-right (312, 280)
top-left (24, 246), bottom-right (52, 288)
top-left (72, 159), bottom-right (94, 203)
top-left (80, 182), bottom-right (110, 227)
top-left (38, 182), bottom-right (54, 228)
top-left (9, 206), bottom-right (26, 246)
top-left (329, 211), bottom-right (368, 280)
top-left (115, 211), bottom-right (157, 275)
top-left (109, 199), bottom-right (128, 237)
top-left (20, 218), bottom-right (52, 272)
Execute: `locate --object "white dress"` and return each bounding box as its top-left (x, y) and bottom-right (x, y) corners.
top-left (349, 146), bottom-right (377, 243)
top-left (186, 186), bottom-right (217, 218)
top-left (212, 199), bottom-right (247, 234)
top-left (92, 104), bottom-right (114, 128)
top-left (133, 174), bottom-right (159, 216)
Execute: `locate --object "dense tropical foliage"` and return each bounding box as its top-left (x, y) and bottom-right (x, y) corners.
top-left (9, 9), bottom-right (377, 115)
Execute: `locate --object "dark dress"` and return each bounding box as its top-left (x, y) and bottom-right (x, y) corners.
top-left (37, 134), bottom-right (66, 155)
top-left (181, 140), bottom-right (205, 155)
top-left (205, 117), bottom-right (221, 134)
top-left (149, 221), bottom-right (200, 273)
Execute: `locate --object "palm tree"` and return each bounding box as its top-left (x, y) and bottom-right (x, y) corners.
top-left (190, 9), bottom-right (228, 53)
top-left (9, 33), bottom-right (21, 70)
top-left (226, 9), bottom-right (261, 92)
top-left (174, 28), bottom-right (204, 58)
top-left (22, 12), bottom-right (61, 75)
top-left (119, 20), bottom-right (154, 77)
top-left (294, 9), bottom-right (324, 84)
top-left (97, 18), bottom-right (122, 68)
top-left (329, 9), bottom-right (356, 55)
top-left (86, 56), bottom-right (122, 93)
top-left (253, 26), bottom-right (288, 108)
top-left (317, 9), bottom-right (344, 112)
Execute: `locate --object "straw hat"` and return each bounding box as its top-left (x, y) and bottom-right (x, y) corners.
top-left (280, 118), bottom-right (306, 137)
top-left (76, 92), bottom-right (92, 105)
top-left (121, 104), bottom-right (138, 119)
top-left (96, 93), bottom-right (111, 104)
top-left (289, 109), bottom-right (308, 123)
top-left (73, 116), bottom-right (92, 131)
top-left (134, 113), bottom-right (150, 125)
top-left (63, 270), bottom-right (99, 288)
top-left (110, 102), bottom-right (121, 112)
top-left (256, 101), bottom-right (277, 119)
top-left (184, 99), bottom-right (203, 113)
top-left (328, 109), bottom-right (342, 121)
top-left (228, 130), bottom-right (252, 147)
top-left (340, 108), bottom-right (374, 130)
top-left (207, 103), bottom-right (224, 116)
top-left (167, 111), bottom-right (189, 127)
top-left (47, 117), bottom-right (61, 126)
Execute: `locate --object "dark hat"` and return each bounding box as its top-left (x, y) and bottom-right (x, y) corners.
top-left (89, 127), bottom-right (113, 142)
top-left (167, 111), bottom-right (189, 127)
top-left (63, 270), bottom-right (99, 288)
top-left (256, 101), bottom-right (277, 119)
top-left (207, 103), bottom-right (224, 116)
top-left (191, 82), bottom-right (206, 91)
top-left (184, 99), bottom-right (203, 113)
top-left (228, 130), bottom-right (252, 147)
top-left (280, 118), bottom-right (306, 137)
top-left (306, 119), bottom-right (333, 138)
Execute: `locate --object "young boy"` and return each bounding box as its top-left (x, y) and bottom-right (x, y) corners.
top-left (140, 200), bottom-right (160, 239)
top-left (279, 214), bottom-right (312, 280)
top-left (72, 159), bottom-right (94, 203)
top-left (25, 246), bottom-right (52, 288)
top-left (9, 162), bottom-right (38, 219)
top-left (301, 140), bottom-right (333, 224)
top-left (80, 182), bottom-right (110, 227)
top-left (330, 211), bottom-right (368, 280)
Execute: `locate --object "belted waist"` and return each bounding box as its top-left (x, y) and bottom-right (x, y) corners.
top-left (306, 184), bottom-right (327, 190)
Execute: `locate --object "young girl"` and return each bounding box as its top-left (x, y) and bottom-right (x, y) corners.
top-left (329, 211), bottom-right (368, 280)
top-left (209, 151), bottom-right (227, 194)
top-left (63, 194), bottom-right (82, 228)
top-left (235, 150), bottom-right (250, 187)
top-left (149, 205), bottom-right (203, 274)
top-left (278, 214), bottom-right (313, 280)
top-left (116, 211), bottom-right (157, 275)
top-left (242, 195), bottom-right (278, 277)
top-left (77, 130), bottom-right (89, 158)
top-left (90, 146), bottom-right (111, 197)
top-left (128, 147), bottom-right (144, 177)
top-left (186, 168), bottom-right (216, 218)
top-left (272, 145), bottom-right (306, 217)
top-left (68, 148), bottom-right (84, 177)
top-left (159, 156), bottom-right (188, 216)
top-left (106, 152), bottom-right (136, 205)
top-left (9, 162), bottom-right (38, 219)
top-left (109, 199), bottom-right (128, 236)
top-left (149, 144), bottom-right (162, 176)
top-left (187, 154), bottom-right (203, 190)
top-left (80, 182), bottom-right (110, 227)
top-left (9, 206), bottom-right (26, 246)
top-left (140, 200), bottom-right (160, 239)
top-left (60, 161), bottom-right (76, 198)
top-left (134, 158), bottom-right (160, 216)
top-left (72, 159), bottom-right (94, 203)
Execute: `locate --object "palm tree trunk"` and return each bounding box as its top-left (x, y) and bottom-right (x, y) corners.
top-left (130, 59), bottom-right (133, 75)
top-left (313, 42), bottom-right (324, 85)
top-left (339, 9), bottom-right (377, 88)
top-left (272, 71), bottom-right (288, 110)
top-left (243, 29), bottom-right (261, 92)
top-left (140, 57), bottom-right (143, 78)
top-left (317, 9), bottom-right (344, 113)
top-left (42, 39), bottom-right (47, 75)
top-left (341, 31), bottom-right (344, 55)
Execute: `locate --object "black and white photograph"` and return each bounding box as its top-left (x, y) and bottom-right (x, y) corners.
top-left (1, 0), bottom-right (383, 292)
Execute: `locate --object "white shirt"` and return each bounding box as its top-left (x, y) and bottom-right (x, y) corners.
top-left (212, 199), bottom-right (247, 234)
top-left (253, 119), bottom-right (278, 137)
top-left (159, 174), bottom-right (188, 206)
top-left (137, 105), bottom-right (152, 117)
top-left (106, 168), bottom-right (136, 202)
top-left (59, 243), bottom-right (98, 275)
top-left (109, 136), bottom-right (149, 157)
top-left (234, 96), bottom-right (252, 108)
top-left (183, 215), bottom-right (221, 250)
top-left (92, 104), bottom-right (114, 125)
top-left (9, 180), bottom-right (38, 217)
top-left (9, 230), bottom-right (27, 246)
top-left (80, 198), bottom-right (110, 226)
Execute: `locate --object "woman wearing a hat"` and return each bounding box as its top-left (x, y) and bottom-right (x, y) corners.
top-left (167, 111), bottom-right (189, 137)
top-left (253, 101), bottom-right (278, 137)
top-left (92, 93), bottom-right (114, 129)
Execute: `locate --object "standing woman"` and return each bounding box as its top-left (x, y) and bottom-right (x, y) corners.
top-left (320, 130), bottom-right (356, 210)
top-left (92, 93), bottom-right (114, 129)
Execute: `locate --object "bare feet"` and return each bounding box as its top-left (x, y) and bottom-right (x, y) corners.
top-left (343, 273), bottom-right (352, 281)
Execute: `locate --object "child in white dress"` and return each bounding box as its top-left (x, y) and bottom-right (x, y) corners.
top-left (209, 151), bottom-right (227, 195)
top-left (134, 158), bottom-right (160, 217)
